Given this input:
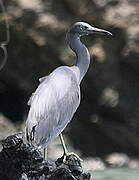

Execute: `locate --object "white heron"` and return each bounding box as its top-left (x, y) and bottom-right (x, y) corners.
top-left (25, 22), bottom-right (112, 161)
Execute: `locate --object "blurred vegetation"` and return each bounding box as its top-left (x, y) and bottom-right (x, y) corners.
top-left (0, 0), bottom-right (139, 158)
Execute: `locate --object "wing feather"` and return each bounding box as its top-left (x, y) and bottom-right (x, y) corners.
top-left (26, 67), bottom-right (80, 147)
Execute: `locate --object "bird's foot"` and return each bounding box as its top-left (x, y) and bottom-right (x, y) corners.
top-left (63, 152), bottom-right (83, 162)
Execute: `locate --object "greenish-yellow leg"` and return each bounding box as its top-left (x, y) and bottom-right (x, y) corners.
top-left (59, 133), bottom-right (83, 162)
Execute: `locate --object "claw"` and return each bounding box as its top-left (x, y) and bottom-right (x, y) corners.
top-left (63, 152), bottom-right (83, 162)
top-left (59, 133), bottom-right (83, 163)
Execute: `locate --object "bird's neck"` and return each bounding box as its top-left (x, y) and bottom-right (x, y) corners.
top-left (67, 33), bottom-right (90, 83)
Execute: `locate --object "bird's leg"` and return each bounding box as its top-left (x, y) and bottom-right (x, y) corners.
top-left (59, 133), bottom-right (68, 155)
top-left (59, 133), bottom-right (83, 162)
top-left (43, 148), bottom-right (46, 160)
top-left (43, 147), bottom-right (47, 160)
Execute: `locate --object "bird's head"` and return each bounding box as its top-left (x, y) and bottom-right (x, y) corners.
top-left (69, 22), bottom-right (112, 36)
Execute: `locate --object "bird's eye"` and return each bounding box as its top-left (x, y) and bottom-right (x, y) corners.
top-left (80, 26), bottom-right (88, 31)
top-left (80, 26), bottom-right (83, 30)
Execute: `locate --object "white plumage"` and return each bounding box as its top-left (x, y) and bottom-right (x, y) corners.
top-left (26, 66), bottom-right (80, 147)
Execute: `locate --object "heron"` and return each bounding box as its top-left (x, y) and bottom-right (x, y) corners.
top-left (25, 22), bottom-right (112, 161)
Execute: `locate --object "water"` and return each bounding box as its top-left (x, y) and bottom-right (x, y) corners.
top-left (91, 168), bottom-right (139, 180)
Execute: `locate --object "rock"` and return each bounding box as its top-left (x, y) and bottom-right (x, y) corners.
top-left (105, 153), bottom-right (130, 167)
top-left (83, 157), bottom-right (106, 171)
top-left (0, 133), bottom-right (91, 180)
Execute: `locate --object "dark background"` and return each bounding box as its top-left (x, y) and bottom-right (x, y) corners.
top-left (0, 0), bottom-right (139, 159)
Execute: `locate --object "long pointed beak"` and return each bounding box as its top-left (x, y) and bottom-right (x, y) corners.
top-left (88, 27), bottom-right (112, 36)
